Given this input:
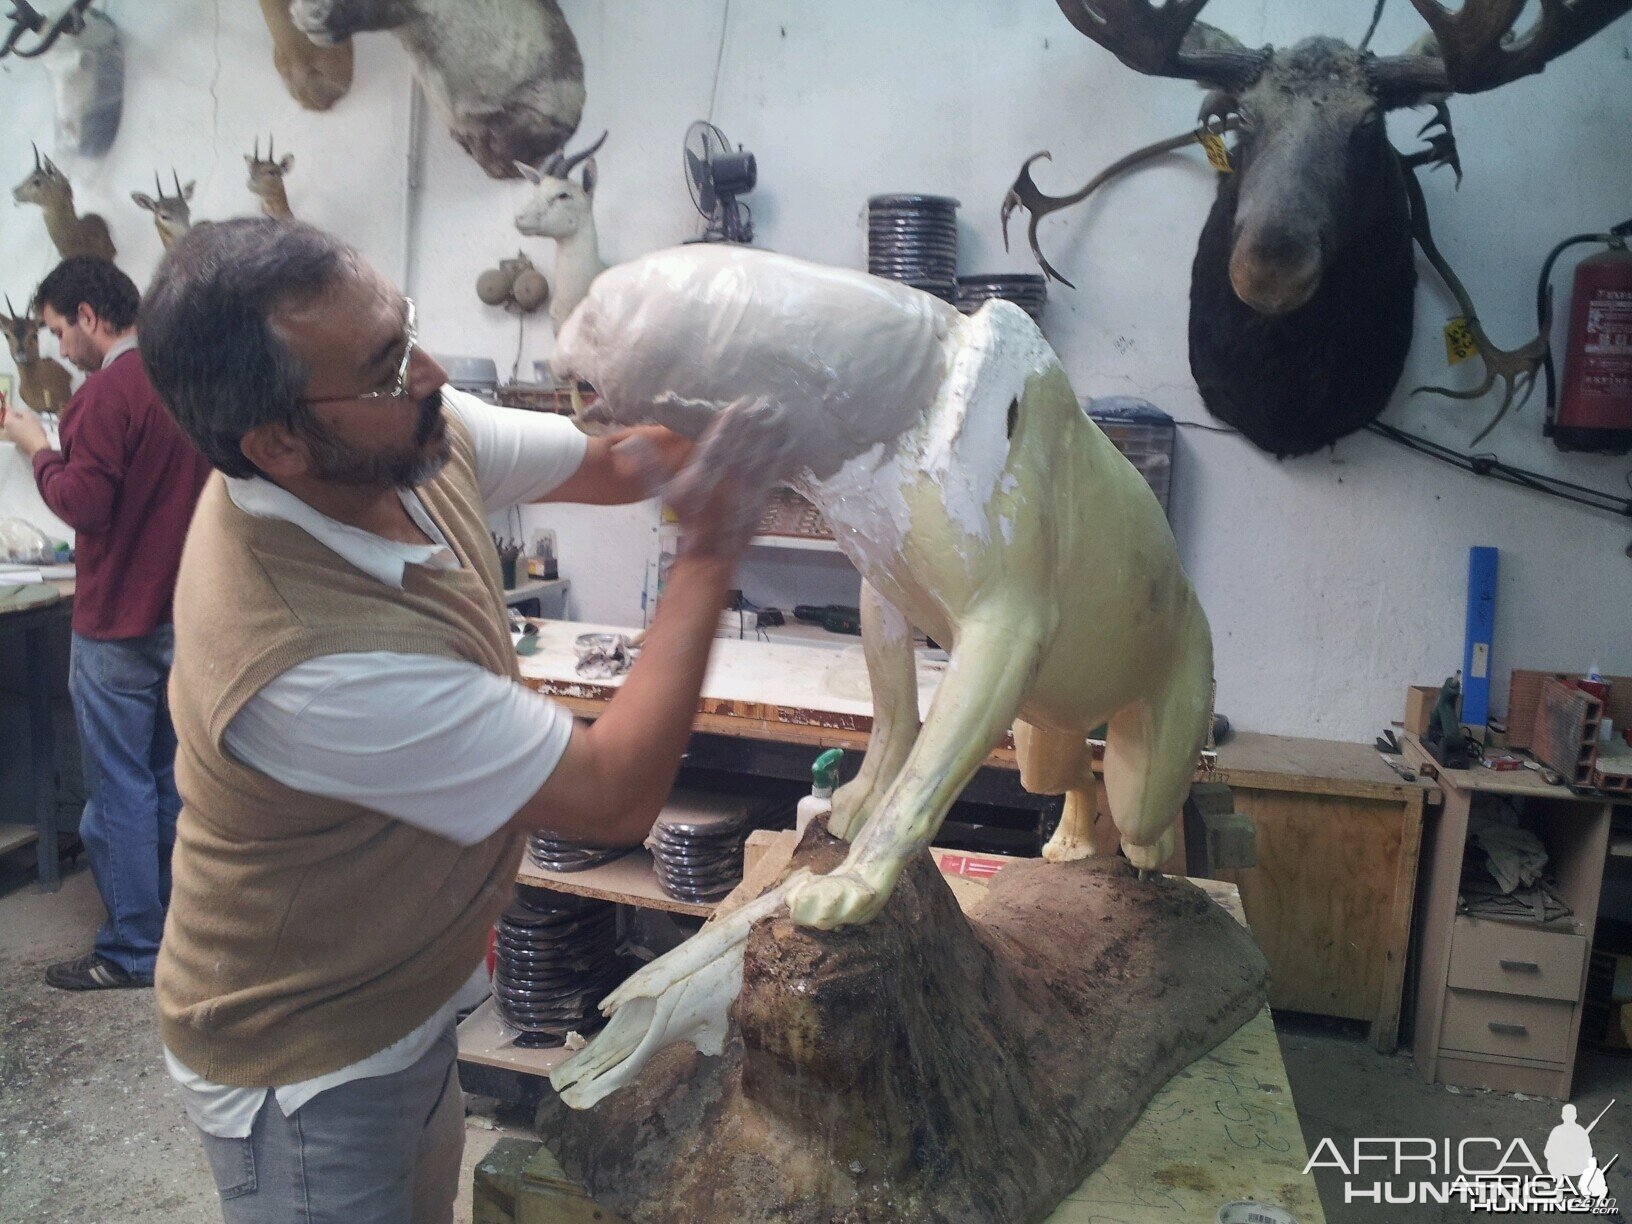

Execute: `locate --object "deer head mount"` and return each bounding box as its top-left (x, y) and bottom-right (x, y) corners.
top-left (131, 170), bottom-right (195, 250)
top-left (288, 0), bottom-right (585, 179)
top-left (1, 295), bottom-right (74, 416)
top-left (245, 135), bottom-right (295, 219)
top-left (1005, 0), bottom-right (1631, 456)
top-left (30, 5), bottom-right (123, 157)
top-left (14, 141), bottom-right (117, 261)
top-left (515, 131), bottom-right (607, 331)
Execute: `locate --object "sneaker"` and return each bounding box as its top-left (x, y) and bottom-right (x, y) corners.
top-left (44, 952), bottom-right (152, 991)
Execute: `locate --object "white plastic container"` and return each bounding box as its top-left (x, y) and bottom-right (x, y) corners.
top-left (795, 749), bottom-right (844, 835)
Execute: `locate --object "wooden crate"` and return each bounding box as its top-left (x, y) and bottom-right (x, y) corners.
top-left (1532, 677), bottom-right (1604, 786)
top-left (1508, 669), bottom-right (1631, 751)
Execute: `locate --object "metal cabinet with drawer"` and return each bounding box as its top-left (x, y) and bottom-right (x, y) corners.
top-left (1410, 743), bottom-right (1617, 1100)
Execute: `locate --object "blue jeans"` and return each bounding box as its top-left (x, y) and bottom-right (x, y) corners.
top-left (69, 626), bottom-right (181, 976)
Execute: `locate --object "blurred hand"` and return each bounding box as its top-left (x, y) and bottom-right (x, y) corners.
top-left (665, 399), bottom-right (794, 562)
top-left (0, 401), bottom-right (49, 458)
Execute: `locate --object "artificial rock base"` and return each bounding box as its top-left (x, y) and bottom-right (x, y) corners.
top-left (536, 833), bottom-right (1269, 1223)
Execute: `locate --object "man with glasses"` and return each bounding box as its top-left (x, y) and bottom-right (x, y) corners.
top-left (137, 218), bottom-right (776, 1223)
top-left (1, 256), bottom-right (212, 992)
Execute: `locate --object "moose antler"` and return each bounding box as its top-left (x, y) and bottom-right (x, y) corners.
top-left (1373, 0), bottom-right (1632, 102)
top-left (1402, 160), bottom-right (1547, 443)
top-left (1053, 0), bottom-right (1268, 87)
top-left (1002, 129), bottom-right (1221, 287)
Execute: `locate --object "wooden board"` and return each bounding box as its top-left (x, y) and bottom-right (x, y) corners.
top-left (1216, 790), bottom-right (1421, 1034)
top-left (1400, 731), bottom-right (1600, 799)
top-left (459, 995), bottom-right (574, 1078)
top-left (516, 849), bottom-right (716, 919)
top-left (0, 822), bottom-right (39, 857)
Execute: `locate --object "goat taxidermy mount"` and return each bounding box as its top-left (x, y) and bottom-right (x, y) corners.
top-left (514, 131), bottom-right (606, 331)
top-left (131, 170), bottom-right (195, 251)
top-left (288, 0), bottom-right (585, 179)
top-left (259, 0), bottom-right (352, 111)
top-left (245, 136), bottom-right (295, 219)
top-left (1004, 0), bottom-right (1632, 457)
top-left (1, 297), bottom-right (74, 417)
top-left (13, 142), bottom-right (116, 261)
top-left (32, 5), bottom-right (123, 157)
top-left (475, 252), bottom-right (549, 313)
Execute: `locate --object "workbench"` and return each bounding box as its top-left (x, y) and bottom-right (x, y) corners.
top-left (0, 576), bottom-right (74, 889)
top-left (1403, 731), bottom-right (1623, 1099)
top-left (517, 619), bottom-right (1437, 1051)
top-left (466, 857), bottom-right (1323, 1224)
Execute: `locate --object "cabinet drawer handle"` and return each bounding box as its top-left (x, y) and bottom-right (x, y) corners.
top-left (1488, 1021), bottom-right (1529, 1037)
top-left (1499, 960), bottom-right (1541, 973)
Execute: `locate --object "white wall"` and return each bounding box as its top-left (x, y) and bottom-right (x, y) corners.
top-left (3, 0), bottom-right (1628, 740)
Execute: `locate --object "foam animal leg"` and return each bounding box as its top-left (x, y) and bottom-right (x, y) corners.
top-left (787, 618), bottom-right (1041, 930)
top-left (1015, 721), bottom-right (1099, 863)
top-left (1104, 611), bottom-right (1212, 871)
top-left (830, 581), bottom-right (921, 842)
top-left (551, 875), bottom-right (805, 1109)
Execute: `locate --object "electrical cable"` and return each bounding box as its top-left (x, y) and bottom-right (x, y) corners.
top-left (1364, 420), bottom-right (1632, 523)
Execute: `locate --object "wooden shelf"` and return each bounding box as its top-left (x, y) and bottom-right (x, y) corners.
top-left (0, 823), bottom-right (38, 858)
top-left (516, 848), bottom-right (718, 919)
top-left (748, 534), bottom-right (843, 554)
top-left (458, 996), bottom-right (575, 1077)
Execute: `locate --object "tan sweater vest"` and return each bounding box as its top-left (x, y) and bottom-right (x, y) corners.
top-left (158, 415), bottom-right (529, 1086)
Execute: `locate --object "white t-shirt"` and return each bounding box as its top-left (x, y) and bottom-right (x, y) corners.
top-left (165, 388), bottom-right (588, 1137)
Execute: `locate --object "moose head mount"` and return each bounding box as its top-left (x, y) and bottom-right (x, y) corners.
top-left (1005, 0), bottom-right (1631, 457)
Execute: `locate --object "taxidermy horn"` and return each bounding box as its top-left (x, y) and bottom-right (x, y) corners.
top-left (32, 141), bottom-right (41, 170)
top-left (556, 130), bottom-right (606, 179)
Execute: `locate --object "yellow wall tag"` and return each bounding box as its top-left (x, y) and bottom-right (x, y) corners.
top-left (1196, 129), bottom-right (1233, 173)
top-left (1443, 317), bottom-right (1477, 366)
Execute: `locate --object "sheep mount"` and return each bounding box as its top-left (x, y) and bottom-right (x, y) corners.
top-left (1003, 0), bottom-right (1632, 458)
top-left (683, 120), bottom-right (757, 245)
top-left (288, 0), bottom-right (585, 179)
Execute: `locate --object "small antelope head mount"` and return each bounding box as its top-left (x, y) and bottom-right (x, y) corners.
top-left (12, 141), bottom-right (70, 208)
top-left (245, 135), bottom-right (295, 218)
top-left (0, 295), bottom-right (44, 364)
top-left (514, 130), bottom-right (605, 240)
top-left (131, 170), bottom-right (195, 249)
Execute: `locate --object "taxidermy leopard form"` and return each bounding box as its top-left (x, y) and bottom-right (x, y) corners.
top-left (548, 246), bottom-right (1214, 1108)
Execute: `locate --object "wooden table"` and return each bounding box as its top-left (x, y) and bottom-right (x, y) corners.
top-left (467, 862), bottom-right (1324, 1223)
top-left (0, 577), bottom-right (73, 889)
top-left (518, 620), bottom-right (1437, 1052)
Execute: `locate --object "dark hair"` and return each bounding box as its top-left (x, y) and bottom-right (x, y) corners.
top-left (138, 218), bottom-right (358, 478)
top-left (34, 257), bottom-right (140, 331)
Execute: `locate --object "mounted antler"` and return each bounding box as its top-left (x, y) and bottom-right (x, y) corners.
top-left (1054, 0), bottom-right (1268, 87)
top-left (2, 0), bottom-right (93, 59)
top-left (1372, 0), bottom-right (1632, 102)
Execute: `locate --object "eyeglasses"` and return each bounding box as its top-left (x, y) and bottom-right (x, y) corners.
top-left (301, 298), bottom-right (418, 407)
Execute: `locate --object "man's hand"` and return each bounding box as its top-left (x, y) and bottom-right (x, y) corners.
top-left (0, 401), bottom-right (50, 459)
top-left (665, 399), bottom-right (792, 560)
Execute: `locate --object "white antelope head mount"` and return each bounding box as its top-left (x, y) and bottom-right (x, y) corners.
top-left (514, 130), bottom-right (605, 241)
top-left (131, 170), bottom-right (194, 249)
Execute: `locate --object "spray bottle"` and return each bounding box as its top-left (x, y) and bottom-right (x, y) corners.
top-left (796, 749), bottom-right (844, 835)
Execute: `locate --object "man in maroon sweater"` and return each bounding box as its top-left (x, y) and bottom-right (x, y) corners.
top-left (1, 257), bottom-right (211, 990)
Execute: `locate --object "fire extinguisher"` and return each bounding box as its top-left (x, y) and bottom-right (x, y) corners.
top-left (1537, 218), bottom-right (1632, 455)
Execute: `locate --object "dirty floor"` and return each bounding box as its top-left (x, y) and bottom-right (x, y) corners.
top-left (2, 854), bottom-right (1630, 1222)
